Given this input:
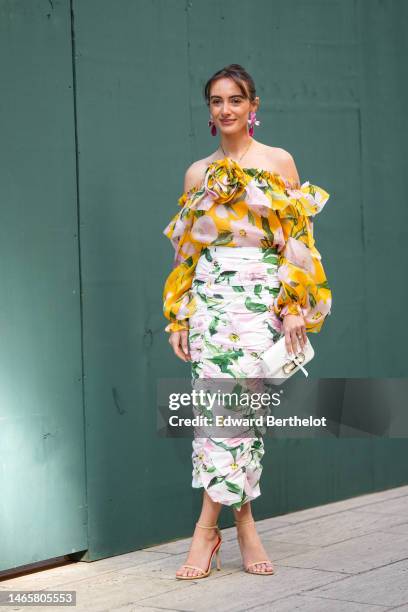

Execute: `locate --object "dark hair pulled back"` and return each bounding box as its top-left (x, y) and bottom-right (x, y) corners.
top-left (203, 64), bottom-right (256, 106)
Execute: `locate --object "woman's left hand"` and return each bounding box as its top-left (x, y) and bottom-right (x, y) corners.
top-left (282, 314), bottom-right (307, 356)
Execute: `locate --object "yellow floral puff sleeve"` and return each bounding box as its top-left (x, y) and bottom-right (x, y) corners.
top-left (162, 157), bottom-right (332, 335)
top-left (268, 176), bottom-right (332, 333)
top-left (162, 187), bottom-right (204, 334)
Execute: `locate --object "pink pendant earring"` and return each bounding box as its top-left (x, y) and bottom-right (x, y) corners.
top-left (248, 111), bottom-right (260, 137)
top-left (208, 118), bottom-right (217, 136)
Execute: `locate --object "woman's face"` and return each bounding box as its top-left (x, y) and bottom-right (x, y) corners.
top-left (209, 77), bottom-right (258, 134)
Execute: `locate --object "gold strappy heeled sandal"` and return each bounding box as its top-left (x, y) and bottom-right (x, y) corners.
top-left (235, 518), bottom-right (275, 575)
top-left (175, 522), bottom-right (222, 580)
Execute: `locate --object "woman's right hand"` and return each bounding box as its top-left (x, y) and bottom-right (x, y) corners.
top-left (169, 329), bottom-right (191, 362)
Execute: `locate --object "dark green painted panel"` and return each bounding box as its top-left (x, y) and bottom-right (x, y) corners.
top-left (74, 0), bottom-right (408, 560)
top-left (0, 0), bottom-right (87, 571)
top-left (358, 0), bottom-right (408, 376)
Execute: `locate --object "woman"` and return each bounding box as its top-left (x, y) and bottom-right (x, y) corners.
top-left (162, 64), bottom-right (332, 579)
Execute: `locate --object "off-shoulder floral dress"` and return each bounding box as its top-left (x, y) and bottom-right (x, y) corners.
top-left (162, 157), bottom-right (332, 510)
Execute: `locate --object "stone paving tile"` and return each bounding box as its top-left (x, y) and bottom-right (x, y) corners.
top-left (1, 573), bottom-right (194, 612)
top-left (304, 558), bottom-right (408, 609)
top-left (121, 564), bottom-right (345, 612)
top-left (248, 593), bottom-right (389, 611)
top-left (255, 508), bottom-right (408, 548)
top-left (279, 487), bottom-right (408, 524)
top-left (2, 486), bottom-right (407, 612)
top-left (379, 523), bottom-right (408, 536)
top-left (0, 550), bottom-right (172, 591)
top-left (351, 495), bottom-right (408, 517)
top-left (279, 531), bottom-right (408, 574)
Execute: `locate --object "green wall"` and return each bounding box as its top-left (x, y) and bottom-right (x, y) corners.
top-left (0, 0), bottom-right (87, 572)
top-left (1, 0), bottom-right (407, 570)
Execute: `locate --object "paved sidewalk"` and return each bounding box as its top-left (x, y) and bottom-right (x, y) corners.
top-left (1, 485), bottom-right (408, 611)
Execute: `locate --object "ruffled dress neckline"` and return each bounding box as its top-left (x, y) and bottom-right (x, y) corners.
top-left (179, 156), bottom-right (302, 202)
top-left (207, 157), bottom-right (301, 188)
top-left (176, 156), bottom-right (329, 220)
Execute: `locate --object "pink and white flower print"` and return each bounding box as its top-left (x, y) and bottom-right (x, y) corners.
top-left (188, 246), bottom-right (282, 509)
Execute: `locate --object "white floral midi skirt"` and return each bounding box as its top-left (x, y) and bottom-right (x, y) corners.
top-left (188, 245), bottom-right (283, 511)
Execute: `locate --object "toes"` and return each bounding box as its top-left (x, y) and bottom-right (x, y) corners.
top-left (177, 565), bottom-right (205, 578)
top-left (251, 562), bottom-right (270, 573)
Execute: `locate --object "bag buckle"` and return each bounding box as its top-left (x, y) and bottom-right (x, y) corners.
top-left (283, 352), bottom-right (309, 377)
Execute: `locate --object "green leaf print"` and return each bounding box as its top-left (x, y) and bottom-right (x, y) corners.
top-left (195, 405), bottom-right (214, 420)
top-left (293, 227), bottom-right (308, 241)
top-left (203, 337), bottom-right (225, 354)
top-left (285, 214), bottom-right (298, 228)
top-left (266, 321), bottom-right (282, 342)
top-left (222, 384), bottom-right (244, 411)
top-left (309, 292), bottom-right (316, 308)
top-left (228, 447), bottom-right (238, 462)
top-left (264, 286), bottom-right (280, 296)
top-left (197, 291), bottom-right (224, 307)
top-left (224, 397), bottom-right (241, 411)
top-left (317, 280), bottom-right (330, 290)
top-left (212, 441), bottom-right (243, 465)
top-left (243, 168), bottom-right (258, 179)
top-left (212, 439), bottom-right (236, 451)
top-left (232, 285), bottom-right (246, 292)
top-left (215, 270), bottom-right (237, 283)
top-left (208, 476), bottom-right (226, 488)
top-left (211, 231), bottom-right (234, 246)
top-left (203, 247), bottom-right (213, 262)
top-left (247, 209), bottom-right (255, 225)
top-left (285, 285), bottom-right (299, 301)
top-left (194, 210), bottom-right (205, 218)
top-left (208, 348), bottom-right (244, 376)
top-left (254, 284), bottom-right (262, 297)
top-left (209, 316), bottom-right (221, 336)
top-left (231, 499), bottom-right (246, 510)
top-left (189, 332), bottom-right (201, 342)
top-left (232, 383), bottom-right (243, 395)
top-left (184, 256), bottom-right (193, 268)
top-left (244, 297), bottom-right (269, 313)
top-left (191, 362), bottom-right (200, 378)
top-left (225, 481), bottom-right (243, 495)
top-left (261, 216), bottom-right (274, 241)
top-left (262, 247), bottom-right (279, 265)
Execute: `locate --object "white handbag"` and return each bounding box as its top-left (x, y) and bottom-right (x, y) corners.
top-left (261, 335), bottom-right (314, 384)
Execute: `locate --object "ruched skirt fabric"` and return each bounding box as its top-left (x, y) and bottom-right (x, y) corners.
top-left (188, 245), bottom-right (283, 510)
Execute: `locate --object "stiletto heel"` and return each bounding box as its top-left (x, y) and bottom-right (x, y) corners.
top-left (235, 518), bottom-right (274, 575)
top-left (215, 547), bottom-right (221, 570)
top-left (176, 523), bottom-right (222, 580)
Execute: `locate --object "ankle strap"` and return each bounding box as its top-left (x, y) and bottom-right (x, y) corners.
top-left (196, 522), bottom-right (218, 529)
top-left (235, 518), bottom-right (255, 526)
